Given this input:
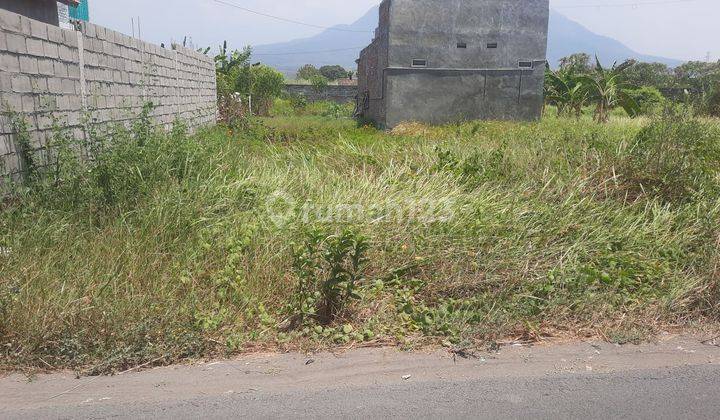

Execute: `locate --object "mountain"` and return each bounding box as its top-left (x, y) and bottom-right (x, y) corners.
top-left (250, 8), bottom-right (378, 76)
top-left (252, 7), bottom-right (682, 76)
top-left (547, 11), bottom-right (681, 68)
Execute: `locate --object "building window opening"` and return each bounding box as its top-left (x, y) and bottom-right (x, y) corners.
top-left (519, 61), bottom-right (534, 69)
top-left (457, 42), bottom-right (467, 49)
top-left (412, 59), bottom-right (428, 67)
top-left (487, 43), bottom-right (498, 49)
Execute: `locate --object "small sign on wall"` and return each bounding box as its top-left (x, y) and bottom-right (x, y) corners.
top-left (57, 2), bottom-right (73, 29)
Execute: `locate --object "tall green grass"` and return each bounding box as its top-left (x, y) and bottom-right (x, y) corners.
top-left (1, 107), bottom-right (719, 373)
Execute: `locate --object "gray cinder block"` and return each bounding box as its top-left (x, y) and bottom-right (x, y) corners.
top-left (6, 32), bottom-right (26, 53)
top-left (1, 8), bottom-right (217, 180)
top-left (26, 37), bottom-right (44, 56)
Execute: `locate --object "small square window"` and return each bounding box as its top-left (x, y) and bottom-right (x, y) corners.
top-left (487, 43), bottom-right (498, 49)
top-left (456, 42), bottom-right (467, 49)
top-left (412, 59), bottom-right (427, 67)
top-left (519, 61), bottom-right (534, 69)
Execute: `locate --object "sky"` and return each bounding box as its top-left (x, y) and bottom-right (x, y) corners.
top-left (90, 0), bottom-right (718, 62)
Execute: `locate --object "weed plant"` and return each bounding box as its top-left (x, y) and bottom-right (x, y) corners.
top-left (1, 106), bottom-right (718, 373)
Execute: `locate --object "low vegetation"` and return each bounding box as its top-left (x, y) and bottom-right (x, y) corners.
top-left (546, 53), bottom-right (720, 119)
top-left (297, 64), bottom-right (353, 83)
top-left (1, 100), bottom-right (719, 374)
top-left (214, 42), bottom-right (285, 121)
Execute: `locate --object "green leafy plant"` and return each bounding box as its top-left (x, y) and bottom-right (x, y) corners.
top-left (212, 42), bottom-right (285, 118)
top-left (434, 143), bottom-right (510, 185)
top-left (623, 61), bottom-right (674, 90)
top-left (291, 228), bottom-right (369, 326)
top-left (322, 102), bottom-right (352, 119)
top-left (8, 112), bottom-right (37, 184)
top-left (310, 75), bottom-right (329, 93)
top-left (558, 53), bottom-right (592, 75)
top-left (626, 86), bottom-right (666, 116)
top-left (248, 65), bottom-right (285, 116)
top-left (288, 94), bottom-right (308, 112)
top-left (577, 57), bottom-right (640, 123)
top-left (13, 103), bottom-right (206, 211)
top-left (214, 42), bottom-right (252, 125)
top-left (545, 65), bottom-right (588, 118)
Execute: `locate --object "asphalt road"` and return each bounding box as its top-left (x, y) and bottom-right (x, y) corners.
top-left (2, 336), bottom-right (719, 419)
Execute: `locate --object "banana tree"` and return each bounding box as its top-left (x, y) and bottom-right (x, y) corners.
top-left (577, 57), bottom-right (640, 123)
top-left (545, 67), bottom-right (587, 118)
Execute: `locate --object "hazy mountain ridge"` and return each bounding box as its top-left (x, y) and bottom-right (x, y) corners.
top-left (252, 7), bottom-right (682, 76)
top-left (547, 10), bottom-right (681, 68)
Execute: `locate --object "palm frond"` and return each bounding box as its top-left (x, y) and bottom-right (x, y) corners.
top-left (617, 91), bottom-right (640, 118)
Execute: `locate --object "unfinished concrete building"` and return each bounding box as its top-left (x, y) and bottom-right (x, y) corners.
top-left (356, 0), bottom-right (550, 128)
top-left (0, 0), bottom-right (79, 26)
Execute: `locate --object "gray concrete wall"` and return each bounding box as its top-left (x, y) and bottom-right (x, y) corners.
top-left (357, 0), bottom-right (390, 123)
top-left (387, 0), bottom-right (549, 70)
top-left (0, 0), bottom-right (60, 26)
top-left (357, 0), bottom-right (549, 128)
top-left (0, 9), bottom-right (217, 180)
top-left (384, 68), bottom-right (545, 128)
top-left (283, 84), bottom-right (357, 104)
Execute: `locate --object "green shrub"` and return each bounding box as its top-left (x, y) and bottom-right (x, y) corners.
top-left (248, 65), bottom-right (285, 116)
top-left (319, 65), bottom-right (350, 81)
top-left (321, 102), bottom-right (353, 119)
top-left (16, 103), bottom-right (203, 211)
top-left (290, 228), bottom-right (369, 326)
top-left (213, 43), bottom-right (284, 117)
top-left (707, 84), bottom-right (720, 117)
top-left (297, 64), bottom-right (321, 81)
top-left (310, 75), bottom-right (329, 92)
top-left (269, 98), bottom-right (294, 117)
top-left (627, 86), bottom-right (666, 116)
top-left (7, 112), bottom-right (36, 184)
top-left (289, 94), bottom-right (308, 112)
top-left (620, 112), bottom-right (720, 202)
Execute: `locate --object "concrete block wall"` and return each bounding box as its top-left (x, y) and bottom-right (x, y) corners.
top-left (0, 9), bottom-right (217, 180)
top-left (283, 84), bottom-right (357, 104)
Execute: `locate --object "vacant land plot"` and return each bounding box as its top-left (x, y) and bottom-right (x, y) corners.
top-left (1, 104), bottom-right (719, 373)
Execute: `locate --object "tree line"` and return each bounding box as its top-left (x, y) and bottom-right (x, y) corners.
top-left (296, 64), bottom-right (354, 83)
top-left (206, 42), bottom-right (720, 126)
top-left (546, 53), bottom-right (720, 122)
top-left (207, 42), bottom-right (359, 124)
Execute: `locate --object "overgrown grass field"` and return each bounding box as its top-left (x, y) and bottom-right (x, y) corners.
top-left (1, 103), bottom-right (719, 373)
